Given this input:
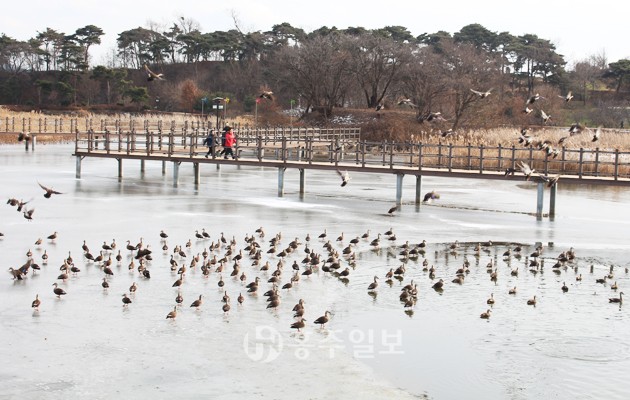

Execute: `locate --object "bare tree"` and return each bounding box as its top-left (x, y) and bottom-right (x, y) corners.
top-left (273, 34), bottom-right (352, 118)
top-left (438, 41), bottom-right (502, 129)
top-left (346, 33), bottom-right (411, 108)
top-left (397, 46), bottom-right (449, 117)
top-left (571, 58), bottom-right (603, 105)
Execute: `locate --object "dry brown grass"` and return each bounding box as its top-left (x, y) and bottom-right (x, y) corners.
top-left (0, 107), bottom-right (254, 143)
top-left (1, 107), bottom-right (627, 153)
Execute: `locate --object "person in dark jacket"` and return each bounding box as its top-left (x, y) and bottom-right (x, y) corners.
top-left (203, 130), bottom-right (215, 158)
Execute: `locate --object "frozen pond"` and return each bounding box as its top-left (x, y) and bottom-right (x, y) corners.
top-left (1, 143), bottom-right (630, 399)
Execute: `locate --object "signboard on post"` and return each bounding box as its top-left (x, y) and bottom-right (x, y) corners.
top-left (212, 97), bottom-right (225, 129)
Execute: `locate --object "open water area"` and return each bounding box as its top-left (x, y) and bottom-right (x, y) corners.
top-left (1, 143), bottom-right (629, 400)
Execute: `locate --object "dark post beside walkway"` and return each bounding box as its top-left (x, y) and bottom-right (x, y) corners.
top-left (75, 156), bottom-right (82, 178)
top-left (299, 168), bottom-right (305, 198)
top-left (415, 175), bottom-right (422, 205)
top-left (278, 167), bottom-right (286, 197)
top-left (193, 163), bottom-right (200, 186)
top-left (117, 158), bottom-right (123, 180)
top-left (549, 183), bottom-right (557, 218)
top-left (396, 173), bottom-right (404, 207)
top-left (536, 181), bottom-right (544, 220)
top-left (23, 134), bottom-right (36, 151)
top-left (173, 161), bottom-right (180, 187)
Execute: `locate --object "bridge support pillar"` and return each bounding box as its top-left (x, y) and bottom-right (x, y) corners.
top-left (161, 161), bottom-right (166, 176)
top-left (278, 167), bottom-right (286, 197)
top-left (536, 181), bottom-right (544, 219)
top-left (193, 163), bottom-right (200, 186)
top-left (415, 175), bottom-right (422, 205)
top-left (299, 169), bottom-right (305, 198)
top-left (173, 162), bottom-right (180, 188)
top-left (396, 173), bottom-right (404, 207)
top-left (75, 156), bottom-right (82, 179)
top-left (117, 158), bottom-right (123, 180)
top-left (549, 183), bottom-right (557, 218)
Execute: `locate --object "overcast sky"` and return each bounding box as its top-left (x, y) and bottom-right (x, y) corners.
top-left (2, 0), bottom-right (627, 67)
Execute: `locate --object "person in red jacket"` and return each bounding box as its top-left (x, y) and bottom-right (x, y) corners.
top-left (221, 126), bottom-right (236, 159)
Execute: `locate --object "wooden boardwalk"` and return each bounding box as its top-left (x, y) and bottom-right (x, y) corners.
top-left (73, 126), bottom-right (630, 183)
top-left (71, 126), bottom-right (630, 218)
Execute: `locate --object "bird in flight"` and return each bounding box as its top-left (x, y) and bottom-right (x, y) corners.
top-left (569, 123), bottom-right (585, 136)
top-left (539, 174), bottom-right (560, 188)
top-left (397, 98), bottom-right (418, 108)
top-left (423, 111), bottom-right (446, 122)
top-left (441, 129), bottom-right (455, 138)
top-left (336, 170), bottom-right (350, 187)
top-left (559, 91), bottom-right (573, 102)
top-left (518, 129), bottom-right (534, 146)
top-left (526, 93), bottom-right (543, 105)
top-left (423, 191), bottom-right (440, 203)
top-left (259, 91), bottom-right (273, 101)
top-left (23, 208), bottom-right (35, 221)
top-left (470, 88), bottom-right (493, 98)
top-left (38, 182), bottom-right (63, 198)
top-left (518, 161), bottom-right (535, 180)
top-left (591, 126), bottom-right (602, 142)
top-left (540, 110), bottom-right (551, 124)
top-left (143, 64), bottom-right (165, 81)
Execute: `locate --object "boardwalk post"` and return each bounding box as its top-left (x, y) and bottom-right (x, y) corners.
top-left (308, 138), bottom-right (314, 165)
top-left (549, 182), bottom-right (557, 218)
top-left (257, 135), bottom-right (263, 161)
top-left (162, 161), bottom-right (166, 176)
top-left (594, 147), bottom-right (600, 176)
top-left (396, 173), bottom-right (404, 207)
top-left (415, 175), bottom-right (422, 205)
top-left (299, 168), bottom-right (305, 198)
top-left (75, 156), bottom-right (82, 179)
top-left (389, 141), bottom-right (394, 169)
top-left (117, 158), bottom-right (123, 180)
top-left (278, 167), bottom-right (286, 197)
top-left (193, 162), bottom-right (200, 186)
top-left (614, 149), bottom-right (619, 180)
top-left (140, 160), bottom-right (145, 175)
top-left (173, 162), bottom-right (180, 187)
top-left (536, 181), bottom-right (544, 219)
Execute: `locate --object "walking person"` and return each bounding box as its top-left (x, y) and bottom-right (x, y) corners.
top-left (203, 129), bottom-right (215, 158)
top-left (220, 126), bottom-right (228, 147)
top-left (221, 126), bottom-right (236, 159)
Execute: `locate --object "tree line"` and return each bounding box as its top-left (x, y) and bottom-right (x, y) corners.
top-left (0, 19), bottom-right (629, 129)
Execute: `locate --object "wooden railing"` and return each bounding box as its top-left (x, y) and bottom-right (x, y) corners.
top-left (0, 117), bottom-right (361, 140)
top-left (74, 129), bottom-right (630, 182)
